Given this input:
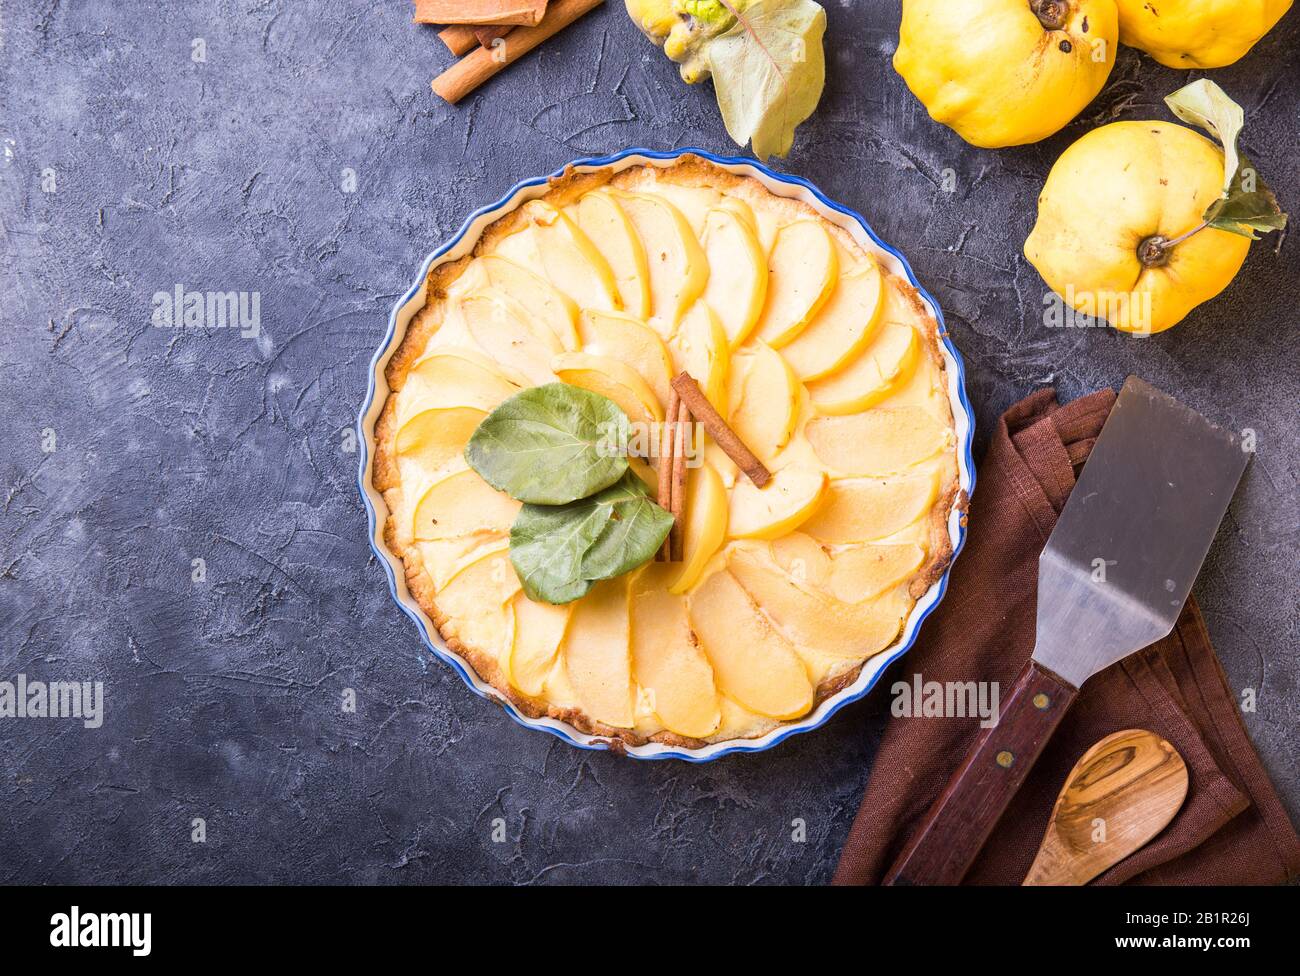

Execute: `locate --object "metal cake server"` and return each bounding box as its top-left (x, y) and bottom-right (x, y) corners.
top-left (884, 376), bottom-right (1248, 886)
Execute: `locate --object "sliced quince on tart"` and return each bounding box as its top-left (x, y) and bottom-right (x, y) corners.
top-left (552, 350), bottom-right (664, 427)
top-left (689, 569), bottom-right (814, 720)
top-left (574, 190), bottom-right (651, 318)
top-left (561, 576), bottom-right (634, 729)
top-left (716, 195), bottom-right (759, 235)
top-left (778, 262), bottom-right (885, 381)
top-left (640, 182), bottom-right (722, 236)
top-left (806, 406), bottom-right (949, 476)
top-left (701, 204), bottom-right (768, 349)
top-left (472, 255), bottom-right (580, 350)
top-left (667, 461), bottom-right (728, 595)
top-left (460, 291), bottom-right (562, 387)
top-left (769, 532), bottom-right (831, 588)
top-left (394, 351), bottom-right (503, 468)
top-left (754, 220), bottom-right (838, 348)
top-left (631, 565), bottom-right (721, 739)
top-left (728, 548), bottom-right (909, 660)
top-left (395, 405), bottom-right (487, 469)
top-left (418, 536), bottom-right (514, 593)
top-left (727, 341), bottom-right (800, 463)
top-left (436, 547), bottom-right (522, 662)
top-left (405, 346), bottom-right (519, 412)
top-left (807, 321), bottom-right (920, 416)
top-left (412, 467), bottom-right (522, 542)
top-left (511, 201), bottom-right (621, 313)
top-left (670, 302), bottom-right (729, 415)
top-left (727, 457), bottom-right (828, 540)
top-left (613, 191), bottom-right (708, 335)
top-left (507, 595), bottom-right (571, 698)
top-left (577, 308), bottom-right (674, 410)
top-left (827, 543), bottom-right (927, 603)
top-left (802, 470), bottom-right (940, 544)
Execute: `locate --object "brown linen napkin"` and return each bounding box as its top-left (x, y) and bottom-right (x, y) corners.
top-left (832, 388), bottom-right (1300, 886)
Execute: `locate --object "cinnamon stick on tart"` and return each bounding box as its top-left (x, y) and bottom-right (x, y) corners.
top-left (657, 373), bottom-right (770, 560)
top-left (432, 0), bottom-right (605, 104)
top-left (670, 372), bottom-right (772, 488)
top-left (669, 396), bottom-right (690, 562)
top-left (414, 0), bottom-right (548, 26)
top-left (657, 390), bottom-right (679, 562)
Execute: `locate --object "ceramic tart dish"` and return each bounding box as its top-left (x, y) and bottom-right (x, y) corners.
top-left (358, 149), bottom-right (975, 761)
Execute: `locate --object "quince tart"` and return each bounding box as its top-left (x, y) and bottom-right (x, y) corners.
top-left (373, 155), bottom-right (962, 749)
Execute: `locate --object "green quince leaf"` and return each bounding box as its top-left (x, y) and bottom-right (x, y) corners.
top-left (1166, 79), bottom-right (1244, 197)
top-left (578, 474), bottom-right (674, 581)
top-left (509, 472), bottom-right (673, 605)
top-left (1203, 153), bottom-right (1289, 239)
top-left (464, 383), bottom-right (629, 505)
top-left (706, 0), bottom-right (826, 160)
top-left (508, 496), bottom-right (612, 605)
top-left (1165, 80), bottom-right (1287, 240)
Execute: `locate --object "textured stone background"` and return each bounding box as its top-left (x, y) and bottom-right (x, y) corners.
top-left (0, 1), bottom-right (1295, 884)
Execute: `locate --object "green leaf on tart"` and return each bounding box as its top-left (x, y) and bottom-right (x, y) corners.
top-left (508, 494), bottom-right (613, 605)
top-left (1165, 79), bottom-right (1287, 240)
top-left (464, 383), bottom-right (629, 505)
top-left (577, 474), bottom-right (675, 582)
top-left (707, 0), bottom-right (827, 161)
top-left (509, 472), bottom-right (674, 605)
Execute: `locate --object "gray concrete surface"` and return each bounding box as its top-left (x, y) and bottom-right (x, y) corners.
top-left (0, 1), bottom-right (1295, 884)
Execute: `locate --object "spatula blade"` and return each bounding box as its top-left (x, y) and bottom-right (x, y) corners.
top-left (1034, 377), bottom-right (1248, 689)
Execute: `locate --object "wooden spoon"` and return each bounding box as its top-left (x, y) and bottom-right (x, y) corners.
top-left (1023, 729), bottom-right (1188, 886)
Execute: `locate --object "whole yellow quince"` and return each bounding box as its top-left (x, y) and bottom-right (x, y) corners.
top-left (625, 0), bottom-right (740, 84)
top-left (894, 0), bottom-right (1119, 148)
top-left (625, 0), bottom-right (680, 40)
top-left (1115, 0), bottom-right (1293, 69)
top-left (1024, 121), bottom-right (1251, 335)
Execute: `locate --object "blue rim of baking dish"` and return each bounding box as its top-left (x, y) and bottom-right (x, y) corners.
top-left (357, 146), bottom-right (976, 762)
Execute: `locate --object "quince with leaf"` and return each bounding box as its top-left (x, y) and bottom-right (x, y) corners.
top-left (1024, 80), bottom-right (1288, 335)
top-left (624, 0), bottom-right (827, 160)
top-left (894, 0), bottom-right (1118, 148)
top-left (1115, 0), bottom-right (1293, 69)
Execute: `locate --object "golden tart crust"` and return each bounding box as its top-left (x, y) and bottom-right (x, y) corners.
top-left (373, 155), bottom-right (964, 750)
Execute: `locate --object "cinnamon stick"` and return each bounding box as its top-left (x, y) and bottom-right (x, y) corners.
top-left (474, 25), bottom-right (513, 48)
top-left (670, 372), bottom-right (772, 488)
top-left (669, 396), bottom-right (689, 562)
top-left (432, 0), bottom-right (604, 105)
top-left (657, 390), bottom-right (679, 562)
top-left (437, 25), bottom-right (480, 56)
top-left (414, 0), bottom-right (548, 26)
